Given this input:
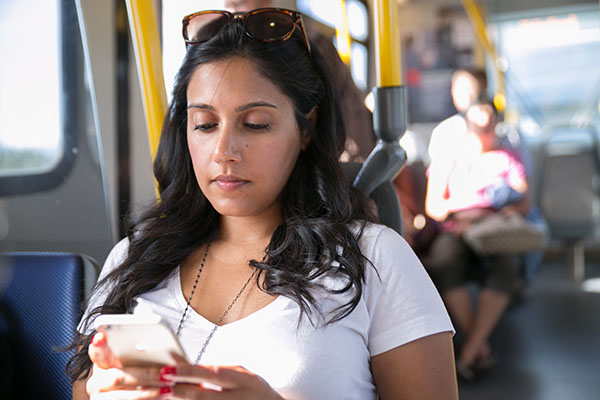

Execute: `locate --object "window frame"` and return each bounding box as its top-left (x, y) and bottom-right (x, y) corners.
top-left (0, 0), bottom-right (79, 197)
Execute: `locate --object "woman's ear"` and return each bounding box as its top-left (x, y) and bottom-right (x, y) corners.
top-left (302, 107), bottom-right (317, 150)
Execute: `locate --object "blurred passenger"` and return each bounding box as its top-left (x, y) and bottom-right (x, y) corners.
top-left (225, 0), bottom-right (376, 162)
top-left (424, 100), bottom-right (530, 380)
top-left (428, 68), bottom-right (487, 164)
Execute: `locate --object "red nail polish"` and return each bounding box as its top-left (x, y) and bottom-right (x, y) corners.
top-left (160, 366), bottom-right (176, 376)
top-left (91, 332), bottom-right (105, 346)
top-left (159, 386), bottom-right (172, 395)
top-left (159, 366), bottom-right (176, 382)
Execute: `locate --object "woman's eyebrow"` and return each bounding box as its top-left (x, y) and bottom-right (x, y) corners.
top-left (235, 102), bottom-right (277, 112)
top-left (187, 103), bottom-right (214, 111)
top-left (186, 102), bottom-right (277, 112)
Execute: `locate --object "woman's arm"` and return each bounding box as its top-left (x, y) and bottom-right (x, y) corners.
top-left (72, 379), bottom-right (88, 400)
top-left (425, 163), bottom-right (451, 222)
top-left (371, 332), bottom-right (458, 400)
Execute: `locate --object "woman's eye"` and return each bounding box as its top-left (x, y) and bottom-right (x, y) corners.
top-left (244, 123), bottom-right (270, 131)
top-left (194, 123), bottom-right (217, 131)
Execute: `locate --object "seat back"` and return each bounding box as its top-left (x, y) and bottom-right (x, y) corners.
top-left (536, 126), bottom-right (600, 241)
top-left (343, 162), bottom-right (403, 234)
top-left (0, 252), bottom-right (84, 400)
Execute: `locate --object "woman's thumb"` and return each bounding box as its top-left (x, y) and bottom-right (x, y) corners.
top-left (88, 330), bottom-right (123, 369)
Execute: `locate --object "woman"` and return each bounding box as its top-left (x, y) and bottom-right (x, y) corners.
top-left (69, 8), bottom-right (456, 399)
top-left (425, 100), bottom-right (529, 380)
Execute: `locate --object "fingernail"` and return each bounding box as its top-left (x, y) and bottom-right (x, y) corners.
top-left (159, 365), bottom-right (176, 382)
top-left (91, 331), bottom-right (105, 346)
top-left (159, 386), bottom-right (172, 396)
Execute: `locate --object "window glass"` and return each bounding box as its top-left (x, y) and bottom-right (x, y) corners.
top-left (351, 42), bottom-right (368, 90)
top-left (493, 7), bottom-right (600, 134)
top-left (347, 0), bottom-right (368, 42)
top-left (297, 0), bottom-right (343, 30)
top-left (0, 1), bottom-right (62, 176)
top-left (298, 0), bottom-right (369, 90)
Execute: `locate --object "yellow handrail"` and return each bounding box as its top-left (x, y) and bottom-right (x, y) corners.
top-left (125, 0), bottom-right (168, 162)
top-left (335, 0), bottom-right (352, 66)
top-left (372, 0), bottom-right (401, 87)
top-left (461, 0), bottom-right (506, 111)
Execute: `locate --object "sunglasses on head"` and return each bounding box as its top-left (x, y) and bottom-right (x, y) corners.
top-left (182, 7), bottom-right (311, 53)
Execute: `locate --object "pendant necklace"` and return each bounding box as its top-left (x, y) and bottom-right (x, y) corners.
top-left (176, 242), bottom-right (260, 365)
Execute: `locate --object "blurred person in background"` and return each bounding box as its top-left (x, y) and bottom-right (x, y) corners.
top-left (424, 100), bottom-right (529, 381)
top-left (428, 68), bottom-right (487, 165)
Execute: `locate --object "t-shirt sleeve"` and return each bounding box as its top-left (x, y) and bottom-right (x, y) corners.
top-left (363, 226), bottom-right (454, 356)
top-left (77, 238), bottom-right (130, 334)
top-left (505, 150), bottom-right (528, 193)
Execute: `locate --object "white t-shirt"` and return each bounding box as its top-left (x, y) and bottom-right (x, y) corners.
top-left (427, 114), bottom-right (467, 165)
top-left (82, 223), bottom-right (453, 400)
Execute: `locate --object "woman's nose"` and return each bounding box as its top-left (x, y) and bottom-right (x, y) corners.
top-left (213, 125), bottom-right (242, 163)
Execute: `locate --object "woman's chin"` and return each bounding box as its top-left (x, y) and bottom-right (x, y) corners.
top-left (211, 202), bottom-right (260, 218)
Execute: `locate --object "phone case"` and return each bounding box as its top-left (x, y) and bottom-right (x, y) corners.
top-left (94, 313), bottom-right (188, 366)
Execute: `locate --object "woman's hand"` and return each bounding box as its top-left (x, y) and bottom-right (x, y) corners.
top-left (449, 208), bottom-right (492, 235)
top-left (86, 331), bottom-right (168, 399)
top-left (159, 355), bottom-right (284, 400)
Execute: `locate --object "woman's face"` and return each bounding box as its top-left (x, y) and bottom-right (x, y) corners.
top-left (186, 57), bottom-right (307, 218)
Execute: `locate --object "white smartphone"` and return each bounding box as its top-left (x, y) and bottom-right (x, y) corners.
top-left (94, 313), bottom-right (189, 366)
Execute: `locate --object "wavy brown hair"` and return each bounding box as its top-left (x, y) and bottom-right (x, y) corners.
top-left (67, 21), bottom-right (375, 381)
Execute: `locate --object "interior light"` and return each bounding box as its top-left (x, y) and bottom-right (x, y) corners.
top-left (413, 214), bottom-right (426, 230)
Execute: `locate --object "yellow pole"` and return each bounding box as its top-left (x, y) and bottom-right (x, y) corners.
top-left (373, 0), bottom-right (401, 87)
top-left (352, 0), bottom-right (406, 203)
top-left (125, 0), bottom-right (167, 162)
top-left (335, 0), bottom-right (352, 66)
top-left (461, 0), bottom-right (506, 111)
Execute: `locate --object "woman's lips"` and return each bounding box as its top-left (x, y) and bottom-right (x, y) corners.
top-left (213, 175), bottom-right (249, 191)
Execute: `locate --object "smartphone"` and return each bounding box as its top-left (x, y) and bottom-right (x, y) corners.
top-left (94, 313), bottom-right (189, 366)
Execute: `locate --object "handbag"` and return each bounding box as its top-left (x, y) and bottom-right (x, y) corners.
top-left (463, 213), bottom-right (545, 255)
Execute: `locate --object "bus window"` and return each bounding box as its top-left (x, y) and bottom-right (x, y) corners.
top-left (491, 5), bottom-right (600, 135)
top-left (297, 0), bottom-right (369, 91)
top-left (0, 0), bottom-right (75, 195)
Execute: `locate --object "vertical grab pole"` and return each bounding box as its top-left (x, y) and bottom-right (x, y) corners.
top-left (373, 0), bottom-right (401, 88)
top-left (462, 0), bottom-right (506, 112)
top-left (335, 0), bottom-right (352, 66)
top-left (353, 0), bottom-right (407, 200)
top-left (124, 0), bottom-right (167, 163)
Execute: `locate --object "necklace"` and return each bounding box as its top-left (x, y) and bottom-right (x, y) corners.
top-left (176, 242), bottom-right (260, 365)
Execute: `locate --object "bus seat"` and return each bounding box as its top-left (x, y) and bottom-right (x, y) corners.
top-left (0, 252), bottom-right (85, 400)
top-left (536, 126), bottom-right (600, 281)
top-left (342, 162), bottom-right (403, 235)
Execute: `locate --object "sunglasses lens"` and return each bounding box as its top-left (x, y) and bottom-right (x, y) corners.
top-left (246, 11), bottom-right (295, 42)
top-left (185, 12), bottom-right (230, 43)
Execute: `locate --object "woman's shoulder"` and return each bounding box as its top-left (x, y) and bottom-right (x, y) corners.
top-left (107, 237), bottom-right (130, 263)
top-left (352, 222), bottom-right (415, 265)
top-left (98, 237), bottom-right (131, 279)
top-left (353, 221), bottom-right (396, 242)
top-left (493, 146), bottom-right (523, 162)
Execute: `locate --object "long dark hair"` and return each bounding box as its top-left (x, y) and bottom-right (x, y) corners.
top-left (67, 21), bottom-right (375, 381)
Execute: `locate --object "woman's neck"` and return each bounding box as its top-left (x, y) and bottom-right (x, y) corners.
top-left (217, 208), bottom-right (282, 248)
